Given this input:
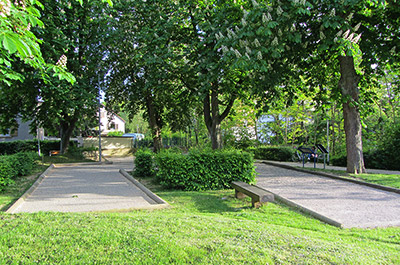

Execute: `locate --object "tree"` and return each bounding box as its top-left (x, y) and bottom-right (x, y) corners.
top-left (0, 0), bottom-right (75, 86)
top-left (104, 0), bottom-right (193, 152)
top-left (1, 0), bottom-right (110, 153)
top-left (301, 0), bottom-right (400, 173)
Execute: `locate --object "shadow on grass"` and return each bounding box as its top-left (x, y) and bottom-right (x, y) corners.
top-left (42, 154), bottom-right (96, 164)
top-left (0, 167), bottom-right (46, 212)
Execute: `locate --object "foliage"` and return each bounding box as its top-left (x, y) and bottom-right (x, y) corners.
top-left (107, 131), bottom-right (123, 137)
top-left (155, 149), bottom-right (255, 191)
top-left (0, 152), bottom-right (37, 191)
top-left (1, 0), bottom-right (111, 153)
top-left (376, 123), bottom-right (400, 170)
top-left (0, 156), bottom-right (15, 191)
top-left (330, 153), bottom-right (347, 168)
top-left (0, 140), bottom-right (61, 155)
top-left (105, 0), bottom-right (194, 152)
top-left (9, 152), bottom-right (37, 177)
top-left (133, 149), bottom-right (154, 179)
top-left (119, 111), bottom-right (149, 135)
top-left (0, 0), bottom-right (75, 86)
top-left (247, 146), bottom-right (293, 162)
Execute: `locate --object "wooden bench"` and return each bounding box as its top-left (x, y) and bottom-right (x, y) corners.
top-left (232, 181), bottom-right (274, 208)
top-left (49, 150), bottom-right (61, 156)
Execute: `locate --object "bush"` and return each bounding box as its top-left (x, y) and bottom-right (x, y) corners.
top-left (0, 156), bottom-right (16, 191)
top-left (133, 149), bottom-right (154, 178)
top-left (246, 146), bottom-right (293, 161)
top-left (155, 149), bottom-right (255, 191)
top-left (0, 152), bottom-right (38, 191)
top-left (330, 153), bottom-right (346, 167)
top-left (330, 150), bottom-right (397, 170)
top-left (0, 140), bottom-right (62, 155)
top-left (10, 152), bottom-right (37, 176)
top-left (107, 131), bottom-right (124, 137)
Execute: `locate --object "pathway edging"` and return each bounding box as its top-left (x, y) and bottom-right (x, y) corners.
top-left (260, 160), bottom-right (400, 195)
top-left (6, 164), bottom-right (54, 214)
top-left (119, 169), bottom-right (169, 206)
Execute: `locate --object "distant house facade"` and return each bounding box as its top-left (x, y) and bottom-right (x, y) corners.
top-left (99, 105), bottom-right (126, 135)
top-left (0, 105), bottom-right (125, 142)
top-left (0, 118), bottom-right (44, 142)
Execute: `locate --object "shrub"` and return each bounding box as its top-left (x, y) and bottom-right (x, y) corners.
top-left (0, 140), bottom-right (62, 155)
top-left (246, 146), bottom-right (293, 161)
top-left (330, 150), bottom-right (397, 170)
top-left (10, 152), bottom-right (37, 176)
top-left (133, 149), bottom-right (154, 178)
top-left (0, 152), bottom-right (38, 191)
top-left (0, 156), bottom-right (16, 191)
top-left (330, 153), bottom-right (347, 167)
top-left (107, 131), bottom-right (124, 137)
top-left (155, 149), bottom-right (255, 191)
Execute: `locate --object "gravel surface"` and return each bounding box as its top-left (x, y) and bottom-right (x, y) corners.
top-left (10, 157), bottom-right (163, 213)
top-left (256, 163), bottom-right (400, 228)
top-left (264, 160), bottom-right (400, 175)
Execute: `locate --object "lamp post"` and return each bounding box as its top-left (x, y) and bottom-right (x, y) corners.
top-left (327, 119), bottom-right (330, 163)
top-left (98, 74), bottom-right (102, 163)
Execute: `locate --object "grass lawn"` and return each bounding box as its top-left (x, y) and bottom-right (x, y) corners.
top-left (1, 172), bottom-right (400, 264)
top-left (42, 153), bottom-right (96, 164)
top-left (350, 174), bottom-right (400, 189)
top-left (0, 165), bottom-right (48, 211)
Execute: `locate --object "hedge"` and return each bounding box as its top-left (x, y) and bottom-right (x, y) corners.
top-left (0, 140), bottom-right (62, 155)
top-left (0, 152), bottom-right (38, 191)
top-left (246, 146), bottom-right (293, 162)
top-left (155, 149), bottom-right (256, 191)
top-left (331, 150), bottom-right (400, 171)
top-left (133, 149), bottom-right (154, 178)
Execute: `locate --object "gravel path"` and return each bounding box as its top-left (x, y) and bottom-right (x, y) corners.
top-left (255, 163), bottom-right (400, 228)
top-left (9, 157), bottom-right (165, 213)
top-left (266, 160), bottom-right (400, 175)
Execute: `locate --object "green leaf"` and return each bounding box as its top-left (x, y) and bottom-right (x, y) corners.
top-left (2, 34), bottom-right (18, 54)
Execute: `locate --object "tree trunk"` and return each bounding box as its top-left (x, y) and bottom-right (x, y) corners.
top-left (60, 119), bottom-right (77, 154)
top-left (254, 117), bottom-right (259, 143)
top-left (146, 95), bottom-right (163, 153)
top-left (339, 56), bottom-right (366, 174)
top-left (203, 89), bottom-right (235, 150)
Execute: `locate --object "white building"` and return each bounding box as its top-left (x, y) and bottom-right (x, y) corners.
top-left (99, 106), bottom-right (126, 135)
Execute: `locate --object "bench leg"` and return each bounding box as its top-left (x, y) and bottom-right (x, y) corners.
top-left (235, 190), bottom-right (246, 199)
top-left (252, 198), bottom-right (268, 208)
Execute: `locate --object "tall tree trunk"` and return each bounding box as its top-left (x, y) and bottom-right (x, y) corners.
top-left (254, 117), bottom-right (259, 143)
top-left (60, 118), bottom-right (77, 154)
top-left (203, 89), bottom-right (235, 150)
top-left (146, 95), bottom-right (162, 153)
top-left (339, 56), bottom-right (366, 174)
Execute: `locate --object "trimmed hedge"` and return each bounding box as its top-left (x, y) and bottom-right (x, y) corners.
top-left (0, 140), bottom-right (62, 155)
top-left (133, 149), bottom-right (154, 178)
top-left (0, 152), bottom-right (38, 191)
top-left (246, 146), bottom-right (293, 162)
top-left (155, 149), bottom-right (256, 191)
top-left (331, 150), bottom-right (400, 170)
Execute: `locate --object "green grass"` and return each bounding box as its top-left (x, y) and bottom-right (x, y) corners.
top-left (0, 165), bottom-right (47, 211)
top-left (1, 188), bottom-right (399, 263)
top-left (42, 153), bottom-right (95, 164)
top-left (350, 174), bottom-right (400, 189)
top-left (1, 165), bottom-right (399, 264)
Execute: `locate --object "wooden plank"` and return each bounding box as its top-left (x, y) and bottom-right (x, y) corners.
top-left (232, 181), bottom-right (274, 208)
